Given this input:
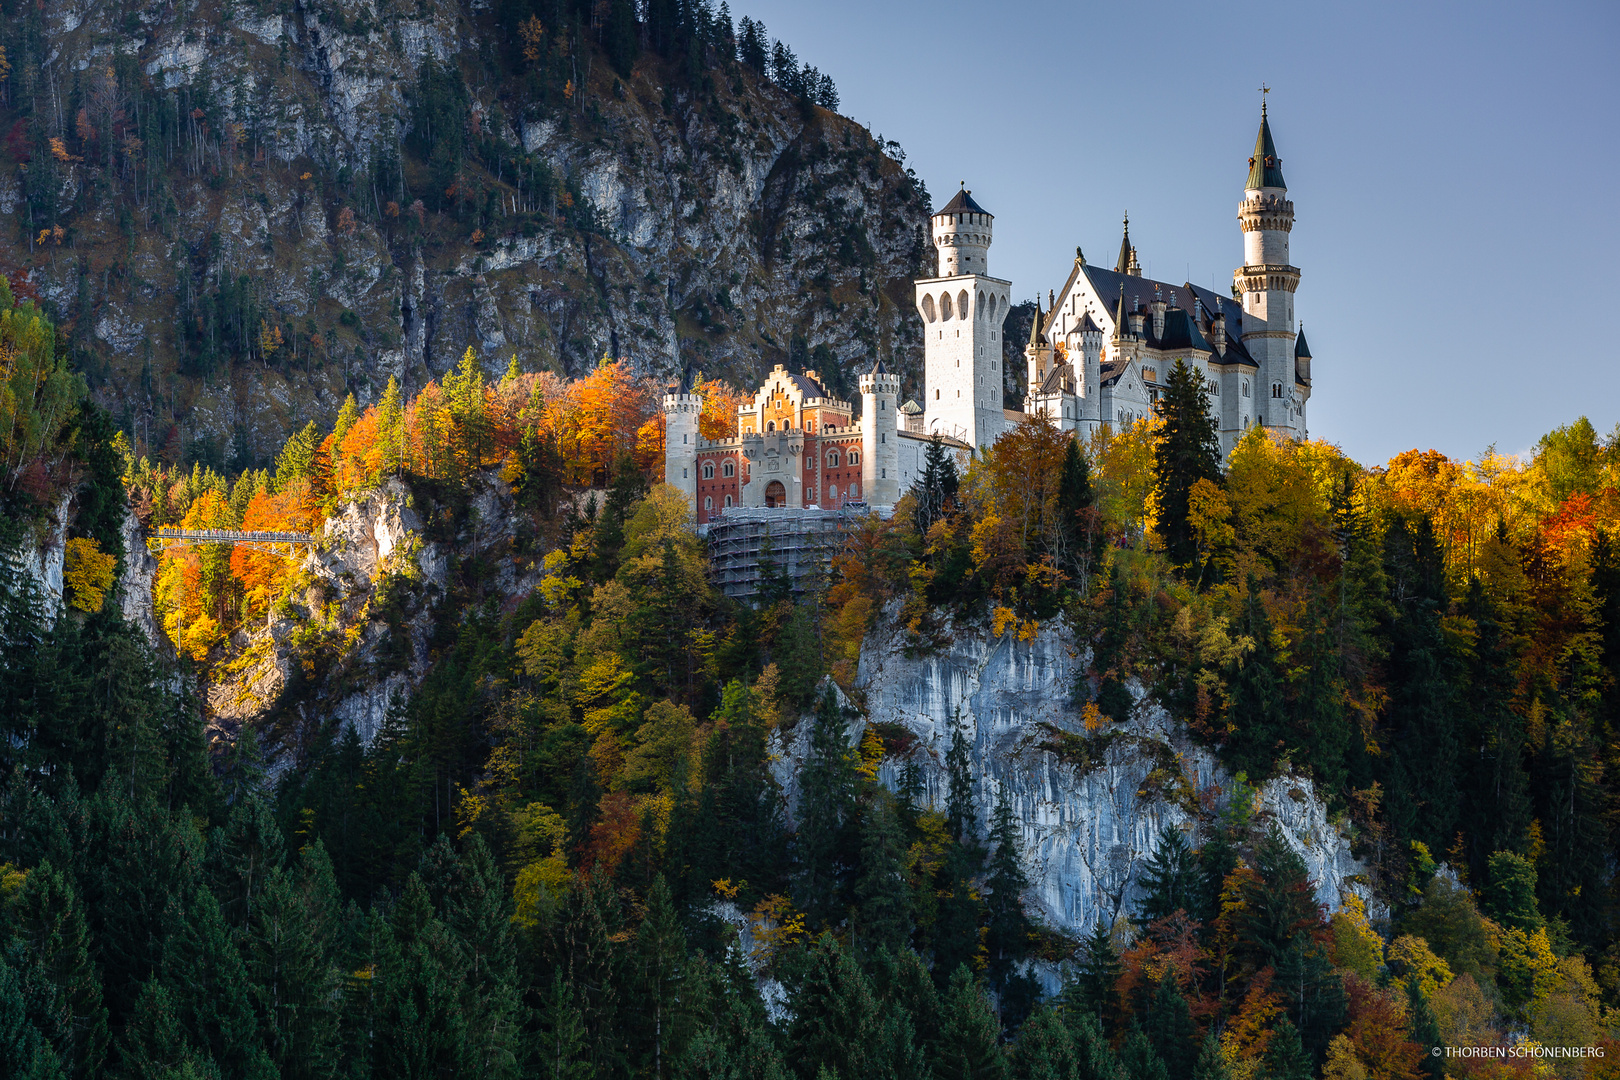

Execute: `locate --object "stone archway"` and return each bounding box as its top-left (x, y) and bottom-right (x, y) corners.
top-left (764, 481), bottom-right (786, 508)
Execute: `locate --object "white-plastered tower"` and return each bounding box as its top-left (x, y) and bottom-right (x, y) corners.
top-left (1234, 101), bottom-right (1307, 436)
top-left (916, 187), bottom-right (1012, 449)
top-left (662, 382), bottom-right (701, 501)
top-left (859, 359), bottom-right (901, 508)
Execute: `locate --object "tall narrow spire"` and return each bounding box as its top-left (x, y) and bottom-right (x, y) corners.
top-left (1246, 102), bottom-right (1287, 190)
top-left (1028, 298), bottom-right (1044, 349)
top-left (1113, 286), bottom-right (1129, 341)
top-left (1114, 213), bottom-right (1132, 274)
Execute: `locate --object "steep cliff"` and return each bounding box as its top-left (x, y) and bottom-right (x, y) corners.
top-left (844, 610), bottom-right (1373, 938)
top-left (2, 0), bottom-right (934, 466)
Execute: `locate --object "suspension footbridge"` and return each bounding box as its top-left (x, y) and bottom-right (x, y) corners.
top-left (148, 528), bottom-right (317, 551)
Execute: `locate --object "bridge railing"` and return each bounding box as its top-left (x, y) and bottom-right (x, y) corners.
top-left (149, 528), bottom-right (317, 545)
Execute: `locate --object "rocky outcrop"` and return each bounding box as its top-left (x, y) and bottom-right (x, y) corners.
top-left (13, 0), bottom-right (934, 463)
top-left (13, 495), bottom-right (71, 612)
top-left (118, 506), bottom-right (161, 646)
top-left (842, 612), bottom-right (1370, 940)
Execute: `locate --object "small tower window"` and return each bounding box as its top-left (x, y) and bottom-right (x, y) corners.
top-left (827, 450), bottom-right (840, 468)
top-left (703, 463), bottom-right (714, 479)
top-left (724, 495), bottom-right (733, 507)
top-left (722, 461), bottom-right (735, 478)
top-left (848, 451), bottom-right (859, 465)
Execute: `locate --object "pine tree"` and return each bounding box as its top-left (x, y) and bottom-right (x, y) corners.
top-left (535, 970), bottom-right (592, 1080)
top-left (785, 934), bottom-right (879, 1080)
top-left (855, 792), bottom-right (913, 956)
top-left (332, 393), bottom-right (359, 444)
top-left (796, 687), bottom-right (859, 927)
top-left (375, 874), bottom-right (468, 1077)
top-left (934, 966), bottom-right (1005, 1080)
top-left (376, 375), bottom-right (405, 475)
top-left (1405, 978), bottom-right (1443, 1080)
top-left (1152, 359), bottom-right (1222, 568)
top-left (1137, 825), bottom-right (1198, 923)
top-left (1091, 563), bottom-right (1133, 723)
top-left (1141, 972), bottom-right (1196, 1079)
top-left (1118, 1027), bottom-right (1169, 1080)
top-left (1070, 920), bottom-right (1121, 1030)
top-left (1007, 1005), bottom-right (1077, 1080)
top-left (11, 861), bottom-right (108, 1079)
top-left (912, 435), bottom-right (960, 539)
top-left (0, 956), bottom-right (62, 1080)
top-left (1262, 1019), bottom-right (1311, 1080)
top-left (984, 789), bottom-right (1032, 988)
top-left (632, 875), bottom-right (688, 1080)
top-left (1192, 1031), bottom-right (1229, 1080)
top-left (161, 885), bottom-right (258, 1075)
top-left (1057, 438), bottom-right (1098, 592)
top-left (1223, 578), bottom-right (1287, 779)
top-left (945, 720), bottom-right (978, 845)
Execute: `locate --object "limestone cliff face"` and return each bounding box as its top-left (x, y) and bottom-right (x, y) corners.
top-left (846, 612), bottom-right (1370, 938)
top-left (9, 0), bottom-right (933, 462)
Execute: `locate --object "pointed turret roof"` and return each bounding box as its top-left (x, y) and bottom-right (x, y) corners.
top-left (1294, 324), bottom-right (1311, 359)
top-left (1077, 312), bottom-right (1102, 335)
top-left (1114, 287), bottom-right (1129, 339)
top-left (1114, 214), bottom-right (1132, 274)
top-left (937, 186), bottom-right (990, 216)
top-left (1028, 299), bottom-right (1045, 348)
top-left (1246, 102), bottom-right (1287, 190)
top-left (869, 356), bottom-right (890, 375)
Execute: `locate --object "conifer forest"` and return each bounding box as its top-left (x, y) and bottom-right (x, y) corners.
top-left (2, 1), bottom-right (1620, 1078)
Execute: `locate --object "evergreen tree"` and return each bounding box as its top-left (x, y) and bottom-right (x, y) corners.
top-left (114, 980), bottom-right (198, 1080)
top-left (984, 789), bottom-right (1032, 988)
top-left (632, 876), bottom-right (689, 1080)
top-left (11, 861), bottom-right (108, 1079)
top-left (1056, 439), bottom-right (1097, 590)
top-left (1406, 978), bottom-right (1443, 1080)
top-left (1261, 1019), bottom-right (1311, 1080)
top-left (374, 874), bottom-right (468, 1077)
top-left (1118, 1028), bottom-right (1169, 1080)
top-left (0, 955), bottom-right (62, 1080)
top-left (912, 435), bottom-right (960, 539)
top-left (935, 966), bottom-right (1005, 1080)
top-left (1223, 578), bottom-right (1288, 779)
top-left (1008, 1005), bottom-right (1078, 1080)
top-left (1141, 972), bottom-right (1196, 1079)
top-left (1137, 825), bottom-right (1198, 924)
top-left (160, 885), bottom-right (258, 1076)
top-left (534, 970), bottom-right (592, 1080)
top-left (1069, 921), bottom-right (1121, 1031)
top-left (1192, 1031), bottom-right (1229, 1080)
top-left (1090, 563), bottom-right (1133, 722)
top-left (855, 791), bottom-right (913, 956)
top-left (944, 720), bottom-right (978, 845)
top-left (1152, 359), bottom-right (1222, 568)
top-left (1481, 851), bottom-right (1543, 932)
top-left (785, 934), bottom-right (878, 1080)
top-left (796, 687), bottom-right (859, 926)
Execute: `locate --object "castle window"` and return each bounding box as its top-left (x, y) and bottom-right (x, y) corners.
top-left (703, 463), bottom-right (714, 479)
top-left (1242, 381), bottom-right (1251, 398)
top-left (1272, 383), bottom-right (1283, 399)
top-left (705, 496), bottom-right (713, 510)
top-left (829, 485), bottom-right (838, 501)
top-left (848, 451), bottom-right (859, 465)
top-left (767, 421), bottom-right (775, 431)
top-left (827, 450), bottom-right (840, 467)
top-left (725, 495), bottom-right (733, 507)
top-left (722, 461), bottom-right (735, 477)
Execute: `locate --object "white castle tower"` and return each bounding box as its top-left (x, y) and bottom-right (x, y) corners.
top-left (916, 186), bottom-right (1012, 449)
top-left (1234, 100), bottom-right (1305, 434)
top-left (662, 378), bottom-right (701, 502)
top-left (859, 358), bottom-right (900, 508)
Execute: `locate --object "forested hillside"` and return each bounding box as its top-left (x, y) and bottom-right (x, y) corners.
top-left (3, 290), bottom-right (1620, 1071)
top-left (0, 0), bottom-right (932, 471)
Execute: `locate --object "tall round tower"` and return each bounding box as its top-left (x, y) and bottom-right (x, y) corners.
top-left (662, 380), bottom-right (701, 505)
top-left (1233, 99), bottom-right (1302, 433)
top-left (931, 185), bottom-right (993, 276)
top-left (859, 358), bottom-right (900, 508)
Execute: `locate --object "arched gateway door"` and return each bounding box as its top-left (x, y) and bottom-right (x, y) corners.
top-left (764, 481), bottom-right (786, 508)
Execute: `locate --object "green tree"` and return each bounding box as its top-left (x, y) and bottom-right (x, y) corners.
top-left (1090, 563), bottom-right (1133, 723)
top-left (1152, 359), bottom-right (1221, 568)
top-left (1261, 1019), bottom-right (1311, 1080)
top-left (796, 688), bottom-right (859, 926)
top-left (785, 934), bottom-right (880, 1079)
top-left (1118, 1028), bottom-right (1168, 1080)
top-left (1056, 439), bottom-right (1098, 592)
top-left (984, 789), bottom-right (1032, 988)
top-left (1192, 1031), bottom-right (1229, 1080)
top-left (1482, 851), bottom-right (1543, 933)
top-left (912, 435), bottom-right (960, 539)
top-left (632, 875), bottom-right (689, 1080)
top-left (1141, 972), bottom-right (1196, 1079)
top-left (1223, 579), bottom-right (1287, 779)
top-left (273, 421), bottom-right (322, 492)
top-left (855, 791), bottom-right (913, 956)
top-left (160, 885), bottom-right (259, 1076)
top-left (1068, 921), bottom-right (1121, 1030)
top-left (1137, 825), bottom-right (1198, 924)
top-left (935, 966), bottom-right (1005, 1080)
top-left (11, 861), bottom-right (108, 1079)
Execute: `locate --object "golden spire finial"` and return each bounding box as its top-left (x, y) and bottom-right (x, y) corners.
top-left (1259, 83), bottom-right (1270, 116)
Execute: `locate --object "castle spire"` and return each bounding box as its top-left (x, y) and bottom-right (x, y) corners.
top-left (1114, 213), bottom-right (1132, 274)
top-left (1246, 100), bottom-right (1287, 190)
top-left (1113, 286), bottom-right (1129, 341)
top-left (1028, 298), bottom-right (1044, 349)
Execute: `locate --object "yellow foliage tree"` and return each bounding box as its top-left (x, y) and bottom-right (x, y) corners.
top-left (63, 536), bottom-right (118, 612)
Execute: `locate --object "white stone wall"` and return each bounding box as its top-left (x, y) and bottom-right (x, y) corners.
top-left (860, 372), bottom-right (902, 507)
top-left (663, 393), bottom-right (701, 501)
top-left (917, 274), bottom-right (1012, 449)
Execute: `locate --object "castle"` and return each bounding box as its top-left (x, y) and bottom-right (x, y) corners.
top-left (665, 104), bottom-right (1311, 525)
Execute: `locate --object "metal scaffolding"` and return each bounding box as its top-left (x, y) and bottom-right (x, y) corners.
top-left (705, 505), bottom-right (867, 601)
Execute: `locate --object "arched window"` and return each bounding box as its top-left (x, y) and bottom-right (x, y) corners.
top-left (722, 461), bottom-right (735, 477)
top-left (827, 450), bottom-right (840, 468)
top-left (958, 290), bottom-right (970, 319)
top-left (941, 292), bottom-right (954, 320)
top-left (848, 451), bottom-right (859, 465)
top-left (767, 420), bottom-right (775, 432)
top-left (829, 485), bottom-right (838, 501)
top-left (702, 462), bottom-right (714, 479)
top-left (921, 294), bottom-right (936, 322)
top-left (724, 494), bottom-right (733, 507)
top-left (704, 496), bottom-right (713, 510)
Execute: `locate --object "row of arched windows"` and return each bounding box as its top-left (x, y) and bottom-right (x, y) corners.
top-left (919, 289), bottom-right (1007, 324)
top-left (701, 460), bottom-right (737, 480)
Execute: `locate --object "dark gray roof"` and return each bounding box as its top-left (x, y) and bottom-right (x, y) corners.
top-left (1158, 308), bottom-right (1211, 352)
top-left (869, 357), bottom-right (890, 375)
top-left (1038, 363), bottom-right (1073, 394)
top-left (1294, 325), bottom-right (1311, 359)
top-left (785, 372), bottom-right (828, 398)
top-left (936, 188), bottom-right (990, 216)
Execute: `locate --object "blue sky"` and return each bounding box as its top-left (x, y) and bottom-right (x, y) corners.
top-left (741, 0), bottom-right (1620, 466)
